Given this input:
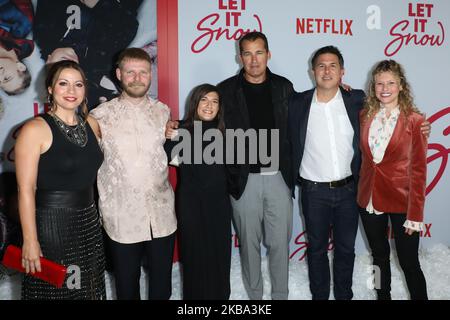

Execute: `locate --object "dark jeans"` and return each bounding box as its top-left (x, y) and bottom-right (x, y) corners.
top-left (301, 179), bottom-right (359, 300)
top-left (107, 232), bottom-right (175, 300)
top-left (359, 209), bottom-right (428, 300)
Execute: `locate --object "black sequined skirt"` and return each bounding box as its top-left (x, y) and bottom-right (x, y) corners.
top-left (22, 189), bottom-right (106, 300)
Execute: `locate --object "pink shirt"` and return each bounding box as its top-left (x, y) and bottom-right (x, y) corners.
top-left (90, 96), bottom-right (176, 243)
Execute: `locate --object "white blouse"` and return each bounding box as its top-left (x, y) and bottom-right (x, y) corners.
top-left (367, 106), bottom-right (423, 231)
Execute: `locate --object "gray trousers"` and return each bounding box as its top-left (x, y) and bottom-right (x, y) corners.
top-left (230, 172), bottom-right (293, 300)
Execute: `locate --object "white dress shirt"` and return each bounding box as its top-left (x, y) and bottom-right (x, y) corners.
top-left (300, 89), bottom-right (354, 182)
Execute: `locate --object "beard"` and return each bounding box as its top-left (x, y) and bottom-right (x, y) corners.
top-left (122, 81), bottom-right (151, 98)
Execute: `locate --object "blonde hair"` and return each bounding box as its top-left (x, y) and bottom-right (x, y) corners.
top-left (365, 60), bottom-right (421, 119)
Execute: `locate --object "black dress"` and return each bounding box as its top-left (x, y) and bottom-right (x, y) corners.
top-left (21, 113), bottom-right (105, 300)
top-left (165, 120), bottom-right (232, 300)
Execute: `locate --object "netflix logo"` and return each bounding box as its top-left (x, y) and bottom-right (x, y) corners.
top-left (296, 18), bottom-right (353, 36)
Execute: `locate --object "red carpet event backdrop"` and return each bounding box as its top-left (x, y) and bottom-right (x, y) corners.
top-left (1, 0), bottom-right (449, 259)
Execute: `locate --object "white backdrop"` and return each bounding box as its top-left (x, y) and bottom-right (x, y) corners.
top-left (176, 0), bottom-right (450, 257)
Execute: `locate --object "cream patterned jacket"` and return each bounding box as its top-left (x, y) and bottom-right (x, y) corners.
top-left (91, 96), bottom-right (177, 243)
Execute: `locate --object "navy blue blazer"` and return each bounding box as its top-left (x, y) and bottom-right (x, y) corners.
top-left (288, 87), bottom-right (366, 196)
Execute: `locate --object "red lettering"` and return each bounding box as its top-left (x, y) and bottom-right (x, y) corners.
top-left (191, 13), bottom-right (262, 53)
top-left (218, 0), bottom-right (227, 10)
top-left (191, 13), bottom-right (220, 53)
top-left (307, 18), bottom-right (313, 33)
top-left (385, 20), bottom-right (409, 56)
top-left (231, 11), bottom-right (241, 26)
top-left (332, 19), bottom-right (339, 34)
top-left (218, 0), bottom-right (246, 10)
top-left (296, 18), bottom-right (353, 36)
top-left (228, 0), bottom-right (238, 10)
top-left (422, 224), bottom-right (432, 238)
top-left (225, 11), bottom-right (241, 26)
top-left (345, 20), bottom-right (353, 35)
top-left (416, 3), bottom-right (425, 17)
top-left (296, 18), bottom-right (304, 34)
top-left (315, 18), bottom-right (322, 32)
top-left (408, 3), bottom-right (415, 16)
top-left (233, 234), bottom-right (239, 247)
top-left (385, 20), bottom-right (445, 57)
top-left (289, 231), bottom-right (308, 261)
top-left (289, 229), bottom-right (333, 261)
top-left (424, 3), bottom-right (433, 17)
top-left (34, 101), bottom-right (39, 116)
top-left (324, 19), bottom-right (331, 33)
top-left (409, 3), bottom-right (433, 17)
top-left (426, 107), bottom-right (450, 195)
top-left (414, 19), bottom-right (427, 32)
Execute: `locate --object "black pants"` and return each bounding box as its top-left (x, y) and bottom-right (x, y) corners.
top-left (107, 232), bottom-right (175, 300)
top-left (360, 208), bottom-right (428, 300)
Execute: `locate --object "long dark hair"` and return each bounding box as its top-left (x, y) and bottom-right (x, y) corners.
top-left (184, 83), bottom-right (225, 132)
top-left (45, 60), bottom-right (89, 120)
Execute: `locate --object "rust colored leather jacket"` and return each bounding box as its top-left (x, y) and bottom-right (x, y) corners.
top-left (357, 110), bottom-right (427, 222)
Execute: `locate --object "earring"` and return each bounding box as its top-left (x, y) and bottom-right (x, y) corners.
top-left (47, 95), bottom-right (56, 112)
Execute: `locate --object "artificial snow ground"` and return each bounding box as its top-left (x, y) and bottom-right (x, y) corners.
top-left (1, 244), bottom-right (449, 300)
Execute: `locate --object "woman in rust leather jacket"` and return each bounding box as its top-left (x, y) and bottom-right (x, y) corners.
top-left (357, 60), bottom-right (428, 300)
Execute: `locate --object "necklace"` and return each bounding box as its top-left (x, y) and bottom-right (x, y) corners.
top-left (50, 112), bottom-right (88, 147)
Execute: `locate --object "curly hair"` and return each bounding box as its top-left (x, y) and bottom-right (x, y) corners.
top-left (365, 60), bottom-right (421, 119)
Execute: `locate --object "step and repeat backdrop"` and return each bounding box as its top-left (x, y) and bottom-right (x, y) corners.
top-left (1, 0), bottom-right (449, 260)
top-left (174, 0), bottom-right (450, 257)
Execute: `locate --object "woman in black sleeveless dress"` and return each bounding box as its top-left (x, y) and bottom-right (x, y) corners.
top-left (15, 60), bottom-right (105, 299)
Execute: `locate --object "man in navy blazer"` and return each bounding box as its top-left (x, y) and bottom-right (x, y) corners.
top-left (288, 46), bottom-right (365, 300)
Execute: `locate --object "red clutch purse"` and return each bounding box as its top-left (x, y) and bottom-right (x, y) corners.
top-left (1, 245), bottom-right (67, 288)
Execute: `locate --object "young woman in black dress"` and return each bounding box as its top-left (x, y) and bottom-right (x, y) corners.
top-left (165, 84), bottom-right (232, 300)
top-left (15, 60), bottom-right (105, 299)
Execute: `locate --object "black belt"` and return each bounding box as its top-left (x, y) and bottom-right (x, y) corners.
top-left (36, 188), bottom-right (94, 209)
top-left (300, 176), bottom-right (353, 188)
